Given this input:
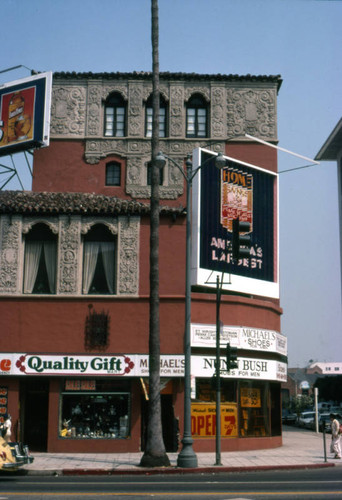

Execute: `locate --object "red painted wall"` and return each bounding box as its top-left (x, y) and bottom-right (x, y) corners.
top-left (32, 141), bottom-right (129, 200)
top-left (226, 142), bottom-right (278, 173)
top-left (5, 138), bottom-right (283, 453)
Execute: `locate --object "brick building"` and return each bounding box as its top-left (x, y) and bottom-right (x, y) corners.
top-left (0, 71), bottom-right (286, 454)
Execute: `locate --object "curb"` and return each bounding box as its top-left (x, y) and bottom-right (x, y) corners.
top-left (10, 462), bottom-right (335, 476)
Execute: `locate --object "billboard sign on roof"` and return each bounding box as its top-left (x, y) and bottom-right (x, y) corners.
top-left (191, 148), bottom-right (279, 298)
top-left (0, 71), bottom-right (52, 157)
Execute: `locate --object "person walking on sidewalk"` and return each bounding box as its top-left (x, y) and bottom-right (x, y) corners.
top-left (330, 413), bottom-right (341, 459)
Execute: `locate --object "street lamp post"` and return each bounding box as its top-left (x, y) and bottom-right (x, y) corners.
top-left (156, 151), bottom-right (226, 468)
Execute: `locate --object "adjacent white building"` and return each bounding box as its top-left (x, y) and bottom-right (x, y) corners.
top-left (315, 118), bottom-right (342, 301)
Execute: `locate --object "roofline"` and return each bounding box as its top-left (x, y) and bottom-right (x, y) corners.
top-left (0, 191), bottom-right (184, 217)
top-left (52, 71), bottom-right (282, 91)
top-left (315, 117), bottom-right (342, 161)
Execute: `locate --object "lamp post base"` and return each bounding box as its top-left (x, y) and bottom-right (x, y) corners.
top-left (177, 438), bottom-right (198, 468)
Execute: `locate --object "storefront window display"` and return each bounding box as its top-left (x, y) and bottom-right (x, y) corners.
top-left (194, 379), bottom-right (271, 438)
top-left (196, 378), bottom-right (237, 403)
top-left (239, 381), bottom-right (269, 437)
top-left (60, 379), bottom-right (130, 439)
top-left (192, 379), bottom-right (238, 438)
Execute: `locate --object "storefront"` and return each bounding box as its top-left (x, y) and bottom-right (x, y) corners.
top-left (189, 323), bottom-right (287, 451)
top-left (0, 353), bottom-right (184, 453)
top-left (0, 323), bottom-right (286, 453)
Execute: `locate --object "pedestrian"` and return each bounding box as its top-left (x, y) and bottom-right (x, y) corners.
top-left (330, 413), bottom-right (341, 459)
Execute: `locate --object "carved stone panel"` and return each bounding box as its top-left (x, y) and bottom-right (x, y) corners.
top-left (50, 85), bottom-right (87, 137)
top-left (58, 216), bottom-right (81, 294)
top-left (86, 84), bottom-right (102, 136)
top-left (227, 88), bottom-right (277, 139)
top-left (117, 216), bottom-right (139, 295)
top-left (184, 86), bottom-right (210, 102)
top-left (0, 216), bottom-right (21, 293)
top-left (128, 84), bottom-right (143, 137)
top-left (170, 86), bottom-right (184, 137)
top-left (211, 86), bottom-right (226, 138)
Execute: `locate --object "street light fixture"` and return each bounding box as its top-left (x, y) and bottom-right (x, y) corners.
top-left (156, 151), bottom-right (225, 468)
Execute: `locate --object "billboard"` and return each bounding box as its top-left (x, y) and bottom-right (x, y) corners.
top-left (191, 148), bottom-right (279, 298)
top-left (0, 71), bottom-right (52, 157)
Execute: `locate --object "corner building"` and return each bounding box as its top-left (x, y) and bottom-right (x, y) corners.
top-left (0, 71), bottom-right (286, 453)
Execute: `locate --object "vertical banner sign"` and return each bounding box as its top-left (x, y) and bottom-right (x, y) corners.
top-left (191, 148), bottom-right (279, 298)
top-left (0, 72), bottom-right (52, 157)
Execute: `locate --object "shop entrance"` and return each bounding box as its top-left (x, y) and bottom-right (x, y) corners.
top-left (141, 394), bottom-right (179, 452)
top-left (20, 379), bottom-right (49, 451)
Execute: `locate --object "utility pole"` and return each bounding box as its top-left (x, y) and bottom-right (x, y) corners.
top-left (140, 0), bottom-right (170, 468)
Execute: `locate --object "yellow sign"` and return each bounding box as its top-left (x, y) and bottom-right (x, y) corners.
top-left (240, 387), bottom-right (261, 407)
top-left (191, 403), bottom-right (237, 437)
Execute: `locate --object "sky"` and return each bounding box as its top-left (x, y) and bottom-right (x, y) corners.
top-left (1, 0), bottom-right (341, 367)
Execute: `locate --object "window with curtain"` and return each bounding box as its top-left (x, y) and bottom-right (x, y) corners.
top-left (105, 162), bottom-right (121, 186)
top-left (82, 225), bottom-right (116, 295)
top-left (145, 94), bottom-right (167, 138)
top-left (23, 223), bottom-right (57, 294)
top-left (186, 93), bottom-right (208, 138)
top-left (104, 93), bottom-right (126, 137)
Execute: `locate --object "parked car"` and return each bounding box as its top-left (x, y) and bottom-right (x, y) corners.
top-left (319, 413), bottom-right (332, 433)
top-left (329, 407), bottom-right (342, 417)
top-left (297, 411), bottom-right (316, 429)
top-left (317, 402), bottom-right (332, 413)
top-left (282, 409), bottom-right (297, 425)
top-left (0, 436), bottom-right (34, 471)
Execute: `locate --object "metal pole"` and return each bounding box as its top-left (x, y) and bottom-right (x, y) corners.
top-left (177, 159), bottom-right (198, 468)
top-left (215, 275), bottom-right (222, 465)
top-left (314, 387), bottom-right (319, 433)
top-left (323, 424), bottom-right (327, 462)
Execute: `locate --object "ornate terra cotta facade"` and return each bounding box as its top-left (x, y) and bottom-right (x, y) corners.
top-left (0, 71), bottom-right (286, 455)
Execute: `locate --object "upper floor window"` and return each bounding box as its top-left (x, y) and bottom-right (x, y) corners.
top-left (106, 162), bottom-right (121, 186)
top-left (82, 225), bottom-right (116, 295)
top-left (186, 93), bottom-right (208, 138)
top-left (147, 161), bottom-right (164, 186)
top-left (23, 223), bottom-right (57, 294)
top-left (104, 93), bottom-right (126, 137)
top-left (145, 94), bottom-right (167, 138)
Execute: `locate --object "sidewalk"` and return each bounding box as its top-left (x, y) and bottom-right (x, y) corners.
top-left (17, 427), bottom-right (342, 475)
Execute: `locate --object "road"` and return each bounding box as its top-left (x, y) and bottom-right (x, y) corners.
top-left (0, 467), bottom-right (342, 499)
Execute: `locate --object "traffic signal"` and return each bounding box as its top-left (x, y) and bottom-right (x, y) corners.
top-left (232, 218), bottom-right (251, 260)
top-left (226, 342), bottom-right (238, 371)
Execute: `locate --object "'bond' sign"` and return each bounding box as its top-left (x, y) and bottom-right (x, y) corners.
top-left (191, 148), bottom-right (279, 298)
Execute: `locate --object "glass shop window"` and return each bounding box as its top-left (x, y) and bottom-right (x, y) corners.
top-left (239, 382), bottom-right (269, 437)
top-left (195, 378), bottom-right (237, 403)
top-left (60, 380), bottom-right (130, 439)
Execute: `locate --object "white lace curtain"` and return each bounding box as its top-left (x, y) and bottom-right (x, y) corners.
top-left (82, 241), bottom-right (115, 294)
top-left (23, 241), bottom-right (56, 293)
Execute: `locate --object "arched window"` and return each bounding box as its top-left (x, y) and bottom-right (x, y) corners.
top-left (186, 93), bottom-right (208, 138)
top-left (106, 162), bottom-right (121, 186)
top-left (104, 93), bottom-right (126, 137)
top-left (82, 225), bottom-right (116, 295)
top-left (23, 223), bottom-right (57, 294)
top-left (145, 94), bottom-right (167, 138)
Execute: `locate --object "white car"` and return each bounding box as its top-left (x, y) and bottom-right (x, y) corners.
top-left (297, 411), bottom-right (316, 428)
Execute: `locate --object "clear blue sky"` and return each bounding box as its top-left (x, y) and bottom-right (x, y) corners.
top-left (1, 0), bottom-right (341, 367)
